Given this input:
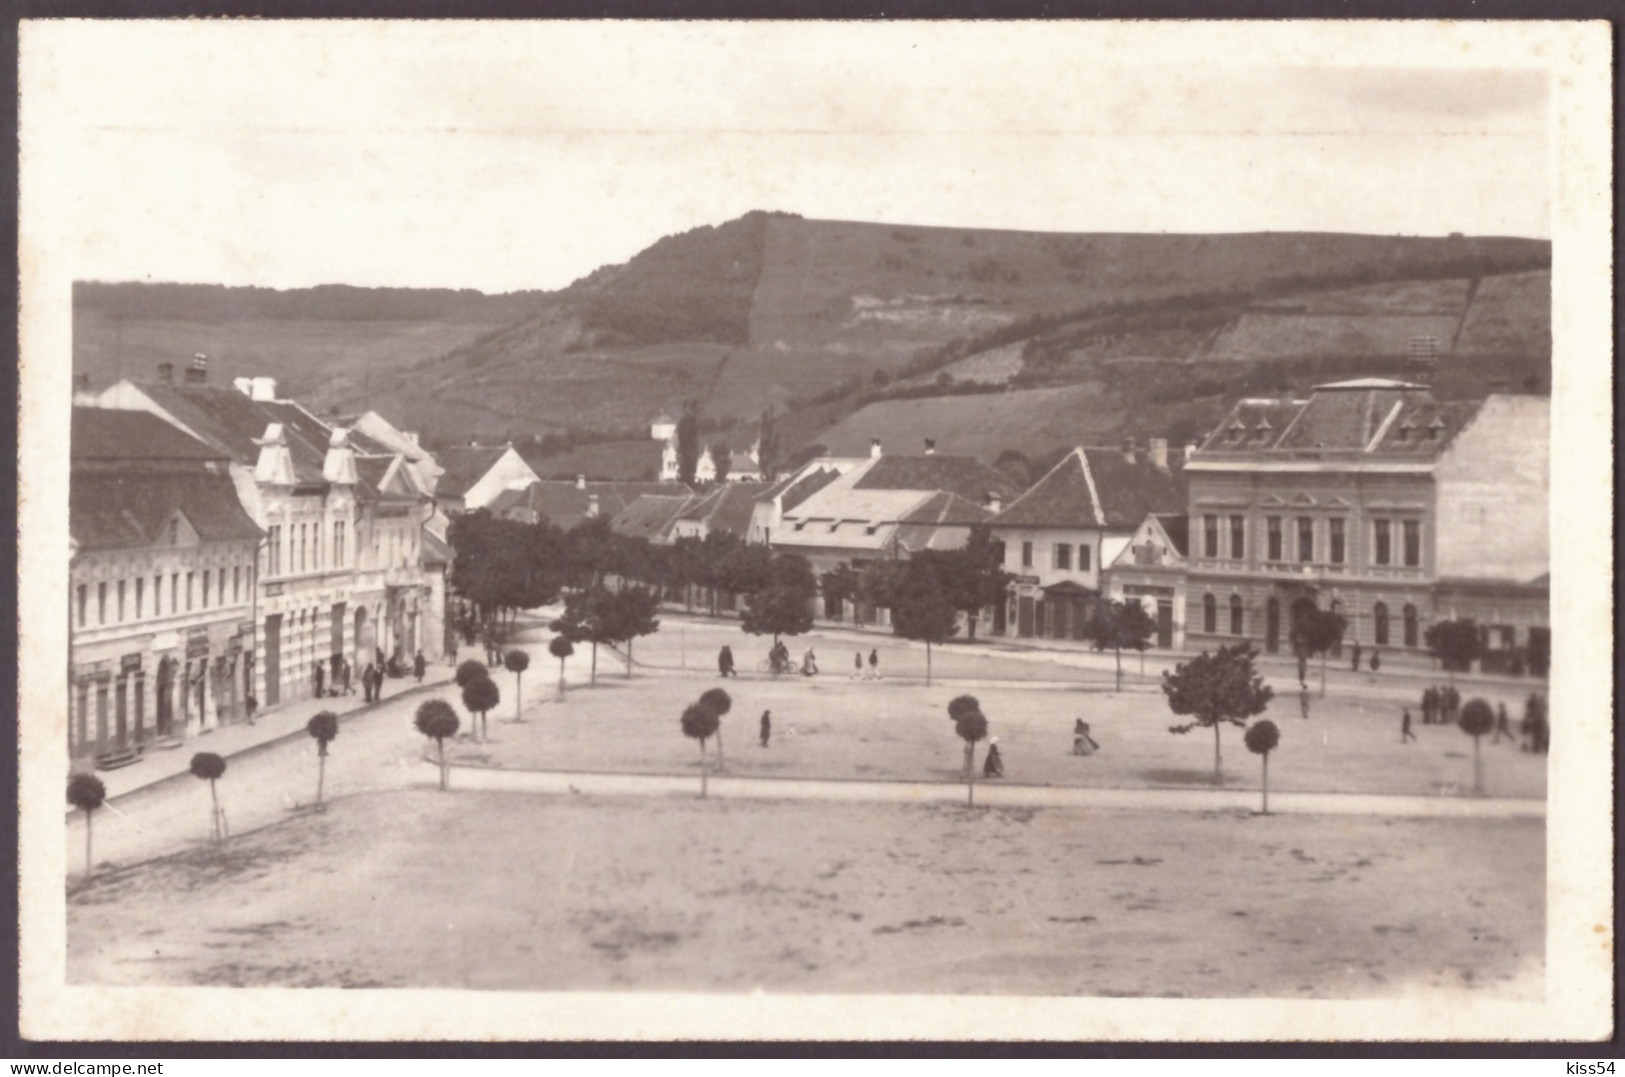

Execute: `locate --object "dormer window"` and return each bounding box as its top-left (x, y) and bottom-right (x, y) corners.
top-left (1426, 416), bottom-right (1446, 441)
top-left (1396, 417), bottom-right (1416, 444)
top-left (1253, 416), bottom-right (1273, 443)
top-left (1227, 419), bottom-right (1247, 444)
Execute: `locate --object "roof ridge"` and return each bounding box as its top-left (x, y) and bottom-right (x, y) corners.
top-left (1077, 447), bottom-right (1105, 526)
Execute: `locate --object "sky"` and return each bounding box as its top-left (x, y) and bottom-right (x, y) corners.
top-left (21, 21), bottom-right (1552, 294)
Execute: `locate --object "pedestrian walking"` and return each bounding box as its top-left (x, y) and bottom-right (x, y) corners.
top-left (868, 648), bottom-right (879, 681)
top-left (362, 662), bottom-right (376, 703)
top-left (1369, 650), bottom-right (1381, 673)
top-left (759, 710), bottom-right (771, 748)
top-left (1494, 702), bottom-right (1511, 744)
top-left (1422, 686), bottom-right (1436, 724)
top-left (312, 661), bottom-right (325, 699)
top-left (413, 650), bottom-right (427, 684)
top-left (375, 646), bottom-right (386, 675)
top-left (1299, 688), bottom-right (1311, 720)
top-left (982, 738), bottom-right (1004, 778)
top-left (1401, 708), bottom-right (1416, 743)
top-left (372, 664), bottom-right (386, 701)
top-left (718, 646), bottom-right (736, 679)
top-left (245, 694), bottom-right (258, 726)
top-left (340, 657), bottom-right (353, 696)
top-left (448, 637), bottom-right (459, 664)
top-left (1445, 684), bottom-right (1459, 720)
top-left (853, 652), bottom-right (863, 680)
top-left (1297, 653), bottom-right (1308, 688)
top-left (1351, 642), bottom-right (1362, 672)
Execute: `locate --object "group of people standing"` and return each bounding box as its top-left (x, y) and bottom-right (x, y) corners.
top-left (1402, 685), bottom-right (1549, 753)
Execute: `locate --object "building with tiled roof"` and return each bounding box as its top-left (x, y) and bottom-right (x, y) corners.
top-left (1102, 513), bottom-right (1191, 650)
top-left (95, 365), bottom-right (448, 720)
top-left (747, 463), bottom-right (851, 546)
top-left (669, 482), bottom-right (772, 542)
top-left (988, 439), bottom-right (1187, 640)
top-left (69, 408), bottom-right (264, 763)
top-left (1185, 380), bottom-right (1548, 672)
top-left (490, 479), bottom-right (691, 531)
top-left (435, 445), bottom-right (539, 512)
top-left (609, 495), bottom-right (694, 545)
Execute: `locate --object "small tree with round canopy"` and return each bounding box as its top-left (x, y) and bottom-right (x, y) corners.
top-left (455, 659), bottom-right (489, 688)
top-left (1243, 720), bottom-right (1280, 815)
top-left (953, 709), bottom-right (989, 805)
top-left (415, 699), bottom-right (460, 790)
top-left (189, 752), bottom-right (228, 841)
top-left (67, 772), bottom-right (107, 878)
top-left (681, 701), bottom-right (721, 798)
top-left (504, 649), bottom-right (531, 722)
top-left (462, 674), bottom-right (500, 743)
top-left (698, 687), bottom-right (733, 771)
top-left (306, 710), bottom-right (339, 809)
top-left (548, 636), bottom-right (574, 701)
top-left (1458, 698), bottom-right (1495, 794)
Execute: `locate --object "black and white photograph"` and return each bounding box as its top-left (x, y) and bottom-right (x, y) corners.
top-left (17, 19), bottom-right (1613, 1043)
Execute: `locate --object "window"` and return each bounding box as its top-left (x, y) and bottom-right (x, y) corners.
top-left (76, 585), bottom-right (86, 627)
top-left (153, 575), bottom-right (162, 616)
top-left (1403, 520), bottom-right (1421, 567)
top-left (334, 521), bottom-right (345, 567)
top-left (1202, 593), bottom-right (1217, 634)
top-left (97, 582), bottom-right (106, 625)
top-left (1229, 515), bottom-right (1245, 559)
top-left (1403, 603), bottom-right (1419, 648)
top-left (117, 580), bottom-right (126, 622)
top-left (135, 577), bottom-right (144, 619)
top-left (233, 566), bottom-right (240, 603)
top-left (1021, 542), bottom-right (1033, 568)
top-left (267, 525), bottom-right (282, 576)
top-left (298, 524), bottom-right (307, 573)
top-left (202, 570), bottom-right (211, 609)
top-left (1373, 601), bottom-right (1390, 645)
top-left (1053, 543), bottom-right (1072, 571)
top-left (186, 572), bottom-right (194, 611)
top-left (314, 521), bottom-right (322, 570)
top-left (1297, 517), bottom-right (1314, 562)
top-left (1374, 520), bottom-right (1392, 565)
top-left (218, 567), bottom-right (226, 605)
top-left (1079, 545), bottom-right (1091, 572)
top-left (169, 518), bottom-right (179, 545)
top-left (1203, 514), bottom-right (1218, 558)
top-left (1229, 594), bottom-right (1243, 635)
top-left (171, 574), bottom-right (179, 612)
top-left (1267, 517), bottom-right (1283, 561)
top-left (1329, 518), bottom-right (1346, 564)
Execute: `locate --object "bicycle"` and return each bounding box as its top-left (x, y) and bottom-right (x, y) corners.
top-left (756, 657), bottom-right (800, 675)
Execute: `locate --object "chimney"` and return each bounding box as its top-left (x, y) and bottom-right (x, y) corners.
top-left (924, 438), bottom-right (936, 455)
top-left (586, 494), bottom-right (600, 519)
top-left (250, 377), bottom-right (278, 402)
top-left (985, 491), bottom-right (1002, 514)
top-left (870, 438), bottom-right (883, 459)
top-left (1121, 435), bottom-right (1136, 463)
top-left (233, 377), bottom-right (254, 397)
top-left (575, 473), bottom-right (587, 491)
top-left (1149, 437), bottom-right (1168, 470)
top-left (158, 362), bottom-right (174, 384)
top-left (323, 428), bottom-right (358, 485)
top-left (184, 354), bottom-right (208, 384)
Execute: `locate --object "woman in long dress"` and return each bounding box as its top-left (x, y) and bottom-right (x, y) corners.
top-left (1073, 719), bottom-right (1099, 756)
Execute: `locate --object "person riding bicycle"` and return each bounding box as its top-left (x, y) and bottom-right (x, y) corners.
top-left (769, 639), bottom-right (790, 674)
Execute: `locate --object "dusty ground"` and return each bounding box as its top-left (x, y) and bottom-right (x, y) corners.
top-left (460, 668), bottom-right (1547, 800)
top-left (69, 789), bottom-right (1543, 997)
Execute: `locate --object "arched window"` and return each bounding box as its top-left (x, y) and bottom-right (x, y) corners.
top-left (1373, 601), bottom-right (1390, 646)
top-left (1202, 593), bottom-right (1217, 634)
top-left (1403, 603), bottom-right (1419, 648)
top-left (1229, 594), bottom-right (1244, 635)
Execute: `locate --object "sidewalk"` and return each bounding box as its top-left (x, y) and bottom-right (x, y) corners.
top-left (85, 662), bottom-right (458, 803)
top-left (438, 759), bottom-right (1547, 820)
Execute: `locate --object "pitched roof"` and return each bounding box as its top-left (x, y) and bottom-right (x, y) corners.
top-left (353, 455), bottom-right (420, 504)
top-left (420, 527), bottom-right (451, 566)
top-left (610, 495), bottom-right (693, 542)
top-left (892, 491), bottom-right (992, 552)
top-left (777, 466), bottom-right (843, 513)
top-left (132, 382), bottom-right (330, 482)
top-left (676, 482), bottom-right (770, 537)
top-left (1153, 514), bottom-right (1189, 558)
top-left (989, 447), bottom-right (1186, 530)
top-left (497, 480), bottom-right (690, 530)
top-left (70, 470), bottom-right (262, 551)
top-left (854, 454), bottom-right (1021, 503)
top-left (1197, 382), bottom-right (1480, 457)
top-left (72, 408), bottom-right (226, 463)
top-left (436, 446), bottom-right (513, 498)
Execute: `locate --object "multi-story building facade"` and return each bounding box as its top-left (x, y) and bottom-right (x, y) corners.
top-left (69, 409), bottom-right (263, 762)
top-left (1102, 513), bottom-right (1189, 650)
top-left (97, 363), bottom-right (443, 709)
top-left (988, 440), bottom-right (1187, 640)
top-left (1183, 379), bottom-right (1548, 670)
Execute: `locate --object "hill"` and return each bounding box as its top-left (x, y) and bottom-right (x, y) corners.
top-left (73, 214), bottom-right (1550, 449)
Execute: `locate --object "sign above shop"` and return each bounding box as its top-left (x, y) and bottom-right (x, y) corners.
top-left (120, 653), bottom-right (143, 673)
top-left (186, 632), bottom-right (210, 658)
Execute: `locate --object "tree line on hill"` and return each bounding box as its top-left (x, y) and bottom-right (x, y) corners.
top-left (73, 281), bottom-right (551, 324)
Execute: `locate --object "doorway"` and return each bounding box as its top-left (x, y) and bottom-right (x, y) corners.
top-left (1156, 600), bottom-right (1173, 649)
top-left (1265, 598), bottom-right (1281, 653)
